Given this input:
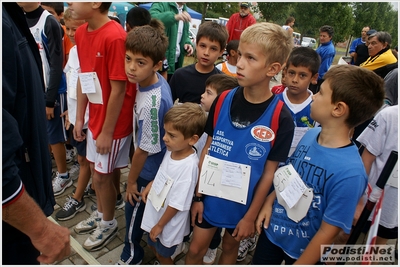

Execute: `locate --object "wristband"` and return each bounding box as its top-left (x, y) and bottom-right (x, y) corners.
top-left (193, 196), bottom-right (203, 202)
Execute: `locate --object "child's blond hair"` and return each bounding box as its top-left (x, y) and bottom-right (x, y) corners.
top-left (63, 8), bottom-right (85, 24)
top-left (240, 22), bottom-right (293, 66)
top-left (164, 103), bottom-right (207, 139)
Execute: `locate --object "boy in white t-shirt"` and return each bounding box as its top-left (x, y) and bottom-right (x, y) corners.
top-left (55, 9), bottom-right (92, 221)
top-left (141, 103), bottom-right (207, 264)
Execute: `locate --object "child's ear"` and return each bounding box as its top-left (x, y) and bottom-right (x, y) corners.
top-left (332, 101), bottom-right (349, 119)
top-left (189, 134), bottom-right (200, 146)
top-left (153, 60), bottom-right (163, 73)
top-left (266, 62), bottom-right (282, 77)
top-left (311, 73), bottom-right (319, 85)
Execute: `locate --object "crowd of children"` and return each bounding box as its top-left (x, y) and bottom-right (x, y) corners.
top-left (25, 2), bottom-right (398, 265)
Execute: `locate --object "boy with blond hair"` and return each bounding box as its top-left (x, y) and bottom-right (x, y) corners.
top-left (186, 22), bottom-right (295, 264)
top-left (118, 24), bottom-right (173, 265)
top-left (141, 103), bottom-right (207, 264)
top-left (68, 2), bottom-right (134, 251)
top-left (253, 65), bottom-right (385, 264)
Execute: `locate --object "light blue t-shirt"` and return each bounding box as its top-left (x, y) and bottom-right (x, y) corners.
top-left (266, 127), bottom-right (367, 259)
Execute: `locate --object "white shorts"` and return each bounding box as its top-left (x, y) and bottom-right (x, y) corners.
top-left (86, 129), bottom-right (132, 174)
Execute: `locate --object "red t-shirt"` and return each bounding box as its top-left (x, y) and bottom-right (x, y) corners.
top-left (75, 21), bottom-right (134, 139)
top-left (226, 13), bottom-right (256, 42)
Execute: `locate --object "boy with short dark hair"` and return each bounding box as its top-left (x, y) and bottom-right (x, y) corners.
top-left (216, 40), bottom-right (239, 77)
top-left (141, 103), bottom-right (207, 265)
top-left (253, 64), bottom-right (385, 264)
top-left (169, 21), bottom-right (229, 104)
top-left (186, 22), bottom-right (295, 265)
top-left (118, 24), bottom-right (173, 265)
top-left (276, 47), bottom-right (321, 156)
top-left (68, 2), bottom-right (134, 251)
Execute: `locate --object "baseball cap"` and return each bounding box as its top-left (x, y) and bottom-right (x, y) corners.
top-left (240, 2), bottom-right (250, 8)
top-left (367, 29), bottom-right (377, 35)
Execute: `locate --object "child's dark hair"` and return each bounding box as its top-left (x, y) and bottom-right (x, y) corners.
top-left (109, 16), bottom-right (121, 24)
top-left (196, 21), bottom-right (228, 52)
top-left (126, 25), bottom-right (168, 65)
top-left (226, 40), bottom-right (239, 57)
top-left (126, 7), bottom-right (151, 28)
top-left (205, 74), bottom-right (239, 95)
top-left (285, 16), bottom-right (295, 25)
top-left (164, 103), bottom-right (207, 139)
top-left (319, 25), bottom-right (334, 37)
top-left (323, 65), bottom-right (384, 128)
top-left (99, 3), bottom-right (112, 14)
top-left (41, 2), bottom-right (64, 15)
top-left (286, 47), bottom-right (320, 75)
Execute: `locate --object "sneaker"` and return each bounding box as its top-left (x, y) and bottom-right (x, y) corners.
top-left (56, 196), bottom-right (86, 221)
top-left (83, 222), bottom-right (118, 251)
top-left (53, 173), bottom-right (73, 196)
top-left (74, 210), bottom-right (101, 234)
top-left (66, 147), bottom-right (77, 164)
top-left (237, 239), bottom-right (249, 262)
top-left (91, 194), bottom-right (124, 211)
top-left (203, 247), bottom-right (217, 265)
top-left (115, 194), bottom-right (125, 209)
top-left (69, 162), bottom-right (80, 181)
top-left (247, 234), bottom-right (257, 252)
top-left (171, 242), bottom-right (186, 261)
top-left (73, 183), bottom-right (96, 199)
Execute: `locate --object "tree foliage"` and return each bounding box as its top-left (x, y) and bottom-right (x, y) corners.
top-left (138, 2), bottom-right (397, 47)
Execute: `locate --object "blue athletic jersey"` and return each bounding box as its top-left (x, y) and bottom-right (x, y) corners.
top-left (276, 90), bottom-right (316, 128)
top-left (265, 127), bottom-right (367, 259)
top-left (203, 87), bottom-right (281, 228)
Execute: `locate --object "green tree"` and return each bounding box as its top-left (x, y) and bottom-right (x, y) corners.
top-left (187, 2), bottom-right (238, 21)
top-left (257, 2), bottom-right (293, 24)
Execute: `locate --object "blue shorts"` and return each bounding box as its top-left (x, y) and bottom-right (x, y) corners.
top-left (147, 236), bottom-right (177, 258)
top-left (47, 93), bottom-right (68, 144)
top-left (70, 126), bottom-right (87, 157)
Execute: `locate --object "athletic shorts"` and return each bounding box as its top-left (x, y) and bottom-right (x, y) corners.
top-left (147, 236), bottom-right (177, 258)
top-left (47, 93), bottom-right (68, 144)
top-left (86, 129), bottom-right (132, 174)
top-left (195, 215), bottom-right (235, 236)
top-left (70, 126), bottom-right (87, 157)
top-left (363, 221), bottom-right (398, 240)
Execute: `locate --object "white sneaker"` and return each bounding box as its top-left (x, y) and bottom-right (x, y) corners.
top-left (52, 173), bottom-right (73, 196)
top-left (69, 162), bottom-right (80, 181)
top-left (74, 210), bottom-right (101, 234)
top-left (83, 221), bottom-right (118, 251)
top-left (203, 248), bottom-right (217, 265)
top-left (171, 242), bottom-right (186, 261)
top-left (236, 239), bottom-right (249, 262)
top-left (66, 147), bottom-right (77, 164)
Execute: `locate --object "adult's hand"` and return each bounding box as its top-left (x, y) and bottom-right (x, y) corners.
top-left (33, 221), bottom-right (71, 264)
top-left (175, 11), bottom-right (191, 22)
top-left (184, 44), bottom-right (194, 56)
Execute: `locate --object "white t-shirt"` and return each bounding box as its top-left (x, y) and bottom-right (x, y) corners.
top-left (63, 45), bottom-right (89, 128)
top-left (357, 105), bottom-right (398, 229)
top-left (141, 149), bottom-right (198, 247)
top-left (216, 61), bottom-right (237, 75)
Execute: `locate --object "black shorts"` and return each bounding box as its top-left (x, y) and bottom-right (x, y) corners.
top-left (363, 221), bottom-right (398, 240)
top-left (194, 215), bottom-right (235, 236)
